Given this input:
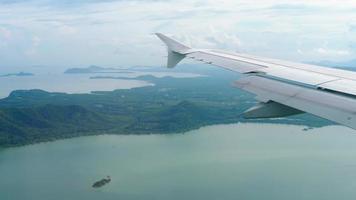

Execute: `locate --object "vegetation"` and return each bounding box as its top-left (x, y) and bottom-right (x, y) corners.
top-left (0, 68), bottom-right (332, 147)
top-left (64, 65), bottom-right (119, 73)
top-left (0, 72), bottom-right (34, 77)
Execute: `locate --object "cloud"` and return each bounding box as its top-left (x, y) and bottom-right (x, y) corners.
top-left (297, 46), bottom-right (353, 62)
top-left (32, 36), bottom-right (41, 46)
top-left (191, 31), bottom-right (242, 52)
top-left (349, 24), bottom-right (356, 32)
top-left (0, 26), bottom-right (12, 40)
top-left (269, 3), bottom-right (311, 10)
top-left (1, 0), bottom-right (356, 69)
top-left (58, 25), bottom-right (77, 35)
top-left (315, 47), bottom-right (351, 56)
top-left (24, 36), bottom-right (41, 57)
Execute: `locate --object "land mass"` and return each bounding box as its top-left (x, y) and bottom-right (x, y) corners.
top-left (64, 65), bottom-right (123, 74)
top-left (0, 72), bottom-right (34, 77)
top-left (92, 176), bottom-right (111, 188)
top-left (310, 59), bottom-right (356, 71)
top-left (0, 68), bottom-right (332, 147)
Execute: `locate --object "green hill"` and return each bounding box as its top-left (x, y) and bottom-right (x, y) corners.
top-left (0, 73), bottom-right (332, 147)
top-left (0, 104), bottom-right (115, 146)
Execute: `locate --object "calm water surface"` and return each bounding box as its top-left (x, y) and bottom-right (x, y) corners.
top-left (0, 71), bottom-right (201, 98)
top-left (1, 123), bottom-right (356, 200)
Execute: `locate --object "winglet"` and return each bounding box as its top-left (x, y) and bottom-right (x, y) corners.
top-left (155, 33), bottom-right (191, 68)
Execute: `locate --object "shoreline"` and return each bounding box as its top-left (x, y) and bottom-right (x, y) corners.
top-left (0, 122), bottom-right (331, 149)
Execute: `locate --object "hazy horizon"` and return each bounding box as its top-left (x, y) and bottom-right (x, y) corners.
top-left (2, 0), bottom-right (356, 71)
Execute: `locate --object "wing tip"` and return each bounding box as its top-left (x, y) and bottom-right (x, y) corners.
top-left (155, 33), bottom-right (191, 54)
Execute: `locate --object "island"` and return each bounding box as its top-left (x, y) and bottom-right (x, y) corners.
top-left (310, 59), bottom-right (356, 70)
top-left (64, 65), bottom-right (121, 74)
top-left (0, 72), bottom-right (34, 77)
top-left (92, 176), bottom-right (111, 188)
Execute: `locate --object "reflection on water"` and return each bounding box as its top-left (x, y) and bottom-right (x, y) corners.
top-left (1, 123), bottom-right (356, 200)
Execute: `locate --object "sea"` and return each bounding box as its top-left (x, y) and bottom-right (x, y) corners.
top-left (1, 123), bottom-right (356, 200)
top-left (0, 70), bottom-right (202, 98)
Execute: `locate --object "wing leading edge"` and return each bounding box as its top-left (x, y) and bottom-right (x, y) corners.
top-left (156, 33), bottom-right (356, 130)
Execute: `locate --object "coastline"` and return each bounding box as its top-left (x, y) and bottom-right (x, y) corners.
top-left (0, 121), bottom-right (334, 149)
top-left (0, 71), bottom-right (334, 148)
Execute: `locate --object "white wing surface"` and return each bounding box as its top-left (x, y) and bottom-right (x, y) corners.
top-left (156, 33), bottom-right (356, 130)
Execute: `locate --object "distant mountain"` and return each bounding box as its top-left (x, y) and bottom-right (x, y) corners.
top-left (0, 72), bottom-right (34, 77)
top-left (309, 59), bottom-right (356, 71)
top-left (64, 65), bottom-right (119, 74)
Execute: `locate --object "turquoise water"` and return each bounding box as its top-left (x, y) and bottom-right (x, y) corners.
top-left (1, 123), bottom-right (356, 200)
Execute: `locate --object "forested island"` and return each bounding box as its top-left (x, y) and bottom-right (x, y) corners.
top-left (0, 72), bottom-right (34, 77)
top-left (64, 65), bottom-right (121, 74)
top-left (0, 68), bottom-right (332, 147)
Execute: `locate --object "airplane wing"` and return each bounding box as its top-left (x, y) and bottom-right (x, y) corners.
top-left (155, 33), bottom-right (356, 130)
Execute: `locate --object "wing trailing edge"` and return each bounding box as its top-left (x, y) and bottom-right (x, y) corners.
top-left (235, 76), bottom-right (356, 130)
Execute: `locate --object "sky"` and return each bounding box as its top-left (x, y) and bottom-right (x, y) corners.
top-left (1, 0), bottom-right (356, 71)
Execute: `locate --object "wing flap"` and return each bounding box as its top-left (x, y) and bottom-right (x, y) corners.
top-left (235, 76), bottom-right (356, 129)
top-left (243, 101), bottom-right (304, 119)
top-left (318, 79), bottom-right (356, 96)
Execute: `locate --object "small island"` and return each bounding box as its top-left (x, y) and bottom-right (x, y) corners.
top-left (64, 65), bottom-right (119, 74)
top-left (92, 176), bottom-right (111, 188)
top-left (0, 72), bottom-right (34, 77)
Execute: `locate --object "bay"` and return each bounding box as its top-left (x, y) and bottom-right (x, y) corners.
top-left (1, 123), bottom-right (356, 200)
